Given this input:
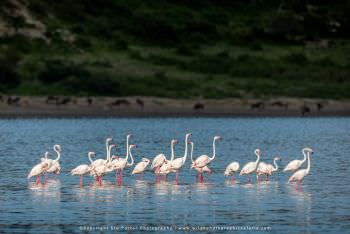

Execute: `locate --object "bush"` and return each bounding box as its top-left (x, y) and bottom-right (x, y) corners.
top-left (0, 50), bottom-right (21, 91)
top-left (284, 52), bottom-right (308, 64)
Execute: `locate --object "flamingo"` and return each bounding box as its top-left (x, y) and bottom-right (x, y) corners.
top-left (112, 144), bottom-right (136, 184)
top-left (239, 149), bottom-right (261, 183)
top-left (224, 162), bottom-right (240, 182)
top-left (132, 158), bottom-right (150, 177)
top-left (283, 148), bottom-right (308, 172)
top-left (265, 157), bottom-right (281, 180)
top-left (91, 138), bottom-right (112, 167)
top-left (189, 141), bottom-right (212, 180)
top-left (256, 161), bottom-right (269, 182)
top-left (170, 133), bottom-right (192, 183)
top-left (47, 144), bottom-right (61, 175)
top-left (150, 153), bottom-right (167, 175)
top-left (191, 136), bottom-right (222, 182)
top-left (158, 139), bottom-right (178, 179)
top-left (40, 151), bottom-right (51, 183)
top-left (28, 159), bottom-right (49, 185)
top-left (71, 152), bottom-right (95, 187)
top-left (288, 148), bottom-right (313, 190)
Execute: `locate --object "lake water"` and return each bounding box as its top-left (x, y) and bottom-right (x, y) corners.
top-left (0, 118), bottom-right (349, 233)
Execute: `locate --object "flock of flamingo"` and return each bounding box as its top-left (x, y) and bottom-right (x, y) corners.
top-left (28, 133), bottom-right (314, 190)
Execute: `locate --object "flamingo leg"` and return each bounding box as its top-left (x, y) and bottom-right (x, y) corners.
top-left (44, 173), bottom-right (47, 185)
top-left (248, 175), bottom-right (251, 183)
top-left (200, 173), bottom-right (203, 183)
top-left (35, 176), bottom-right (40, 185)
top-left (232, 174), bottom-right (235, 182)
top-left (80, 176), bottom-right (83, 187)
top-left (266, 175), bottom-right (268, 181)
top-left (176, 171), bottom-right (179, 184)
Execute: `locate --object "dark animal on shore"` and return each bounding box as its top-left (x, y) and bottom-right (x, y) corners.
top-left (57, 97), bottom-right (71, 105)
top-left (316, 103), bottom-right (323, 111)
top-left (87, 97), bottom-right (93, 106)
top-left (194, 103), bottom-right (205, 110)
top-left (46, 96), bottom-right (59, 104)
top-left (7, 96), bottom-right (21, 106)
top-left (108, 99), bottom-right (131, 108)
top-left (251, 102), bottom-right (265, 110)
top-left (136, 98), bottom-right (144, 109)
top-left (0, 95), bottom-right (4, 103)
top-left (271, 101), bottom-right (288, 110)
top-left (301, 105), bottom-right (311, 116)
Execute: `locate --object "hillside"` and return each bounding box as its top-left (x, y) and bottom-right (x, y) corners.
top-left (1, 0), bottom-right (350, 99)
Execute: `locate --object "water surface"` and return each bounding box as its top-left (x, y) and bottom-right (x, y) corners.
top-left (0, 118), bottom-right (349, 233)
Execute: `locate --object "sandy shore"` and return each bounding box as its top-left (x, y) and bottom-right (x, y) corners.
top-left (0, 96), bottom-right (350, 118)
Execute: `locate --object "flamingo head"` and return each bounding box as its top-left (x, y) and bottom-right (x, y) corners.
top-left (106, 137), bottom-right (113, 144)
top-left (44, 151), bottom-right (49, 158)
top-left (304, 147), bottom-right (314, 155)
top-left (214, 136), bottom-right (222, 141)
top-left (127, 133), bottom-right (132, 139)
top-left (88, 151), bottom-right (95, 157)
top-left (54, 144), bottom-right (61, 152)
top-left (129, 144), bottom-right (137, 149)
top-left (142, 157), bottom-right (150, 163)
top-left (171, 139), bottom-right (178, 144)
top-left (186, 133), bottom-right (192, 138)
top-left (274, 157), bottom-right (281, 161)
top-left (255, 148), bottom-right (261, 156)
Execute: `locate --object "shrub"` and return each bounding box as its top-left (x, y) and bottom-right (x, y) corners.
top-left (284, 52), bottom-right (308, 64)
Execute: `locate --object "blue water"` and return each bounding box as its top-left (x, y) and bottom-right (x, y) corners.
top-left (0, 118), bottom-right (349, 233)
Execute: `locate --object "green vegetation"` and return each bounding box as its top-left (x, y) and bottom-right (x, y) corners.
top-left (1, 0), bottom-right (350, 98)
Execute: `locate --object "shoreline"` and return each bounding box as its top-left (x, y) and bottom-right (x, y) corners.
top-left (1, 96), bottom-right (350, 118)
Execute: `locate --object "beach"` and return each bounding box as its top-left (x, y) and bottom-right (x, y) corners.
top-left (1, 96), bottom-right (349, 118)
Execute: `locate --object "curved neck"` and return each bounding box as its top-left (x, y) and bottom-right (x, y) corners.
top-left (183, 135), bottom-right (189, 162)
top-left (306, 152), bottom-right (311, 174)
top-left (301, 149), bottom-right (307, 163)
top-left (54, 148), bottom-right (60, 161)
top-left (171, 141), bottom-right (175, 161)
top-left (209, 138), bottom-right (217, 161)
top-left (190, 143), bottom-right (194, 163)
top-left (255, 151), bottom-right (260, 164)
top-left (88, 153), bottom-right (93, 164)
top-left (273, 159), bottom-right (278, 171)
top-left (128, 147), bottom-right (134, 166)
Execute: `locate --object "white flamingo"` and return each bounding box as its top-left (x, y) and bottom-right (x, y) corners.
top-left (28, 159), bottom-right (49, 185)
top-left (112, 144), bottom-right (136, 183)
top-left (71, 152), bottom-right (95, 186)
top-left (91, 138), bottom-right (112, 167)
top-left (47, 144), bottom-right (61, 174)
top-left (240, 149), bottom-right (261, 183)
top-left (170, 133), bottom-right (192, 182)
top-left (283, 148), bottom-right (308, 172)
top-left (256, 161), bottom-right (269, 181)
top-left (224, 162), bottom-right (240, 182)
top-left (40, 151), bottom-right (52, 168)
top-left (150, 153), bottom-right (167, 173)
top-left (191, 136), bottom-right (222, 182)
top-left (189, 141), bottom-right (212, 178)
top-left (158, 139), bottom-right (178, 178)
top-left (265, 157), bottom-right (281, 179)
top-left (132, 158), bottom-right (150, 176)
top-left (288, 148), bottom-right (313, 190)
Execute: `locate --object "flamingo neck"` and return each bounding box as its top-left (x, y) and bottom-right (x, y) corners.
top-left (273, 159), bottom-right (278, 171)
top-left (170, 141), bottom-right (175, 162)
top-left (306, 152), bottom-right (311, 174)
top-left (88, 153), bottom-right (93, 164)
top-left (209, 138), bottom-right (217, 161)
top-left (126, 135), bottom-right (130, 156)
top-left (54, 148), bottom-right (60, 162)
top-left (106, 140), bottom-right (110, 161)
top-left (183, 135), bottom-right (189, 162)
top-left (128, 148), bottom-right (134, 166)
top-left (190, 143), bottom-right (194, 163)
top-left (255, 151), bottom-right (260, 165)
top-left (301, 149), bottom-right (307, 163)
